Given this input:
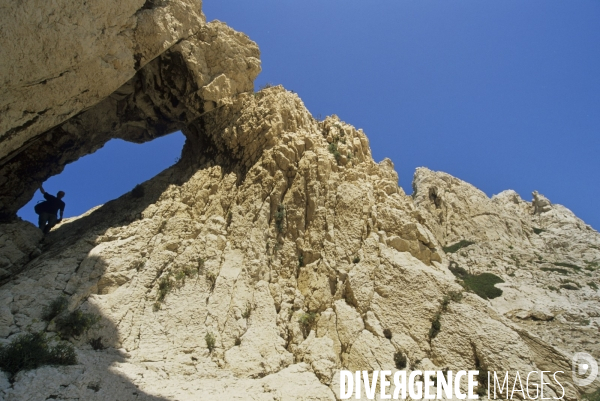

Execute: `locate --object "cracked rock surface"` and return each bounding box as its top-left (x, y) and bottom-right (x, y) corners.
top-left (0, 1), bottom-right (599, 399)
top-left (0, 88), bottom-right (597, 399)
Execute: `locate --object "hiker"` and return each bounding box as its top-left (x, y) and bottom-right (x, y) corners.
top-left (35, 186), bottom-right (65, 234)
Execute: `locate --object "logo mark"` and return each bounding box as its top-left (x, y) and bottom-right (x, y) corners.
top-left (572, 352), bottom-right (598, 386)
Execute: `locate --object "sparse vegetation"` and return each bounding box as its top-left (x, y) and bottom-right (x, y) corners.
top-left (205, 332), bottom-right (216, 352)
top-left (449, 262), bottom-right (504, 300)
top-left (242, 305), bottom-right (251, 319)
top-left (548, 286), bottom-right (559, 292)
top-left (383, 328), bottom-right (392, 339)
top-left (298, 254), bottom-right (304, 267)
top-left (352, 256), bottom-right (360, 264)
top-left (582, 387), bottom-right (600, 401)
top-left (206, 271), bottom-right (217, 290)
top-left (0, 332), bottom-right (76, 378)
top-left (328, 142), bottom-right (341, 163)
top-left (541, 267), bottom-right (570, 275)
top-left (560, 283), bottom-right (579, 291)
top-left (275, 204), bottom-right (286, 233)
top-left (89, 337), bottom-right (105, 351)
top-left (553, 262), bottom-right (582, 272)
top-left (227, 211), bottom-right (232, 226)
top-left (429, 312), bottom-right (442, 339)
top-left (588, 282), bottom-right (598, 290)
top-left (41, 296), bottom-right (68, 322)
top-left (55, 310), bottom-right (100, 338)
top-left (533, 228), bottom-right (545, 234)
top-left (298, 312), bottom-right (318, 337)
top-left (443, 240), bottom-right (475, 254)
top-left (393, 352), bottom-right (407, 369)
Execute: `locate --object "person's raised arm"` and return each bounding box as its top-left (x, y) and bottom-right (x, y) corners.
top-left (59, 205), bottom-right (64, 221)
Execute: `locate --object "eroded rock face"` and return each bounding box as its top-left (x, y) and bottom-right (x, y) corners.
top-left (0, 88), bottom-right (594, 399)
top-left (413, 167), bottom-right (600, 385)
top-left (0, 3), bottom-right (598, 400)
top-left (0, 0), bottom-right (205, 158)
top-left (0, 5), bottom-right (260, 220)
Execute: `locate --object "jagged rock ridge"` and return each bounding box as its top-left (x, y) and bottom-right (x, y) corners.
top-left (0, 1), bottom-right (598, 400)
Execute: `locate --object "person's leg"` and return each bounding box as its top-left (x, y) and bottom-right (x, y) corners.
top-left (44, 215), bottom-right (58, 233)
top-left (38, 213), bottom-right (46, 230)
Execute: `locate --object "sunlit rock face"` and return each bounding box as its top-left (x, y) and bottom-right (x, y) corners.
top-left (0, 2), bottom-right (598, 400)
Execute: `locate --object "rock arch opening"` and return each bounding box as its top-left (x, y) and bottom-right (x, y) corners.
top-left (17, 132), bottom-right (185, 227)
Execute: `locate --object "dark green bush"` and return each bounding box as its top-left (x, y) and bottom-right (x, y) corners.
top-left (541, 267), bottom-right (570, 275)
top-left (0, 332), bottom-right (76, 378)
top-left (275, 204), bottom-right (286, 233)
top-left (205, 333), bottom-right (216, 352)
top-left (533, 228), bottom-right (545, 234)
top-left (41, 296), bottom-right (68, 322)
top-left (589, 282), bottom-right (599, 290)
top-left (298, 254), bottom-right (304, 267)
top-left (443, 240), bottom-right (475, 254)
top-left (553, 262), bottom-right (582, 271)
top-left (393, 352), bottom-right (407, 369)
top-left (560, 283), bottom-right (579, 291)
top-left (55, 310), bottom-right (100, 338)
top-left (449, 262), bottom-right (504, 300)
top-left (582, 388), bottom-right (600, 401)
top-left (352, 256), bottom-right (360, 264)
top-left (429, 312), bottom-right (442, 339)
top-left (383, 328), bottom-right (392, 339)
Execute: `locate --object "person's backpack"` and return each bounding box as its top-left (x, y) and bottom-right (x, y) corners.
top-left (34, 201), bottom-right (48, 215)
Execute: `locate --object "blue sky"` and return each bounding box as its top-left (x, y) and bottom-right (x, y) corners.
top-left (19, 1), bottom-right (600, 230)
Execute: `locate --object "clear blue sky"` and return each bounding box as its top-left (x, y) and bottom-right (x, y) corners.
top-left (19, 1), bottom-right (600, 230)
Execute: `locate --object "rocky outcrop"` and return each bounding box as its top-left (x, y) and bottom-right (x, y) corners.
top-left (0, 1), bottom-right (260, 220)
top-left (413, 167), bottom-right (600, 375)
top-left (1, 2), bottom-right (598, 400)
top-left (0, 87), bottom-right (594, 399)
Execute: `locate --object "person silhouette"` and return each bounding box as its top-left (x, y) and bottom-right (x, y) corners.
top-left (36, 186), bottom-right (66, 234)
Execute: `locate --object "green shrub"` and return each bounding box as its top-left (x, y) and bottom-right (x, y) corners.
top-left (55, 310), bottom-right (100, 338)
top-left (206, 271), bottom-right (217, 289)
top-left (582, 388), bottom-right (600, 401)
top-left (429, 312), bottom-right (442, 339)
top-left (541, 267), bottom-right (570, 275)
top-left (443, 240), bottom-right (475, 254)
top-left (560, 283), bottom-right (579, 291)
top-left (553, 262), bottom-right (582, 271)
top-left (533, 228), bottom-right (545, 234)
top-left (156, 274), bottom-right (173, 303)
top-left (275, 204), bottom-right (286, 233)
top-left (242, 305), bottom-right (251, 319)
top-left (463, 273), bottom-right (504, 300)
top-left (298, 312), bottom-right (318, 328)
top-left (441, 291), bottom-right (463, 311)
top-left (88, 337), bottom-right (105, 351)
top-left (298, 254), bottom-right (304, 267)
top-left (393, 352), bottom-right (407, 369)
top-left (0, 332), bottom-right (76, 378)
top-left (448, 262), bottom-right (504, 300)
top-left (41, 296), bottom-right (68, 322)
top-left (205, 332), bottom-right (216, 352)
top-left (588, 282), bottom-right (599, 290)
top-left (352, 256), bottom-right (360, 264)
top-left (383, 328), bottom-right (392, 339)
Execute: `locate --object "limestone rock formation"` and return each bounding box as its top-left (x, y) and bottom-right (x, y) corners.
top-left (1, 2), bottom-right (599, 400)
